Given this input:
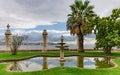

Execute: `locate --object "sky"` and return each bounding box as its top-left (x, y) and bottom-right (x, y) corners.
top-left (0, 0), bottom-right (120, 48)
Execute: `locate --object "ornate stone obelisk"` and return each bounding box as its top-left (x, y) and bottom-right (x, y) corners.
top-left (5, 24), bottom-right (12, 50)
top-left (42, 30), bottom-right (48, 52)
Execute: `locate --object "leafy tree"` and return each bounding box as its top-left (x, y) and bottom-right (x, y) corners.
top-left (67, 0), bottom-right (96, 52)
top-left (94, 8), bottom-right (120, 54)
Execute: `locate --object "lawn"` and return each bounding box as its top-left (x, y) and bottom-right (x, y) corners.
top-left (0, 51), bottom-right (120, 75)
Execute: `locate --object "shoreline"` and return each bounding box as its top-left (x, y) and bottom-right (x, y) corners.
top-left (0, 49), bottom-right (120, 53)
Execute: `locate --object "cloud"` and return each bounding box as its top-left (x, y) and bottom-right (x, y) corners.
top-left (11, 30), bottom-right (73, 42)
top-left (0, 0), bottom-right (74, 29)
top-left (90, 0), bottom-right (120, 17)
top-left (0, 29), bottom-right (95, 49)
top-left (0, 0), bottom-right (120, 29)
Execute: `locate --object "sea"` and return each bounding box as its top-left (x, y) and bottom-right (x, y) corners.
top-left (0, 43), bottom-right (95, 50)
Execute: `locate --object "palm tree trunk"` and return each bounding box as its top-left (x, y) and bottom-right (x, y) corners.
top-left (77, 30), bottom-right (84, 52)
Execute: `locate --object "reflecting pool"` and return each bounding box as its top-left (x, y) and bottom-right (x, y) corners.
top-left (1, 56), bottom-right (114, 72)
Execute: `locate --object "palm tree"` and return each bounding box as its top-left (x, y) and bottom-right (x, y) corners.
top-left (67, 0), bottom-right (96, 52)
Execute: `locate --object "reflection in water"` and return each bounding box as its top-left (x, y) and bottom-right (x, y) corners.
top-left (10, 61), bottom-right (22, 72)
top-left (77, 56), bottom-right (83, 68)
top-left (5, 56), bottom-right (114, 72)
top-left (42, 57), bottom-right (48, 69)
top-left (60, 60), bottom-right (65, 67)
top-left (94, 57), bottom-right (113, 68)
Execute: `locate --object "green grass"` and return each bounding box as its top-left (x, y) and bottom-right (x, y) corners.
top-left (0, 51), bottom-right (120, 75)
top-left (0, 51), bottom-right (119, 60)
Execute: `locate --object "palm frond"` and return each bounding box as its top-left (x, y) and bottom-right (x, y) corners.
top-left (66, 0), bottom-right (96, 35)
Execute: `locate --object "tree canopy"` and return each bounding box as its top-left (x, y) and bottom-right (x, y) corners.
top-left (94, 8), bottom-right (120, 54)
top-left (67, 0), bottom-right (96, 35)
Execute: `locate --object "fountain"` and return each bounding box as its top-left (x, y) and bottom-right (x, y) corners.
top-left (56, 35), bottom-right (68, 61)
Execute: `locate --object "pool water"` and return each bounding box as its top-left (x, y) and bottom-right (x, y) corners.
top-left (3, 56), bottom-right (114, 72)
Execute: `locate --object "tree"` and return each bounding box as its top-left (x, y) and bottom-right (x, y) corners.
top-left (10, 35), bottom-right (25, 55)
top-left (94, 8), bottom-right (120, 54)
top-left (67, 0), bottom-right (96, 52)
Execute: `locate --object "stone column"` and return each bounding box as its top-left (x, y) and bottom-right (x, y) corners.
top-left (42, 30), bottom-right (48, 52)
top-left (5, 24), bottom-right (12, 50)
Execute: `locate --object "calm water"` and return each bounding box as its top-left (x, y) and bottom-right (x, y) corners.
top-left (3, 56), bottom-right (114, 72)
top-left (0, 44), bottom-right (95, 50)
